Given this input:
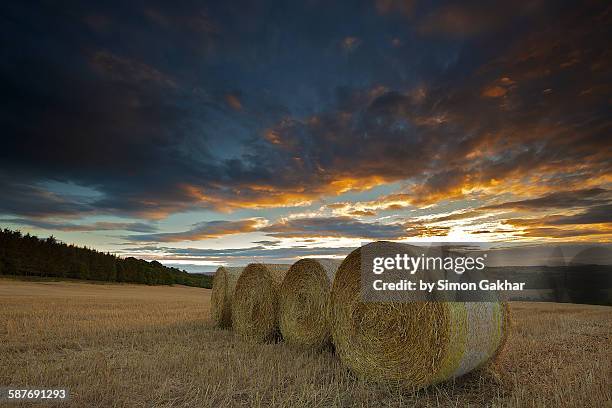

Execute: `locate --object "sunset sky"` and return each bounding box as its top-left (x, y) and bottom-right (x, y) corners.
top-left (1, 0), bottom-right (610, 271)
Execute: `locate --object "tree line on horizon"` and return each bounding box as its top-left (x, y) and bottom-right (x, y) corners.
top-left (0, 229), bottom-right (212, 288)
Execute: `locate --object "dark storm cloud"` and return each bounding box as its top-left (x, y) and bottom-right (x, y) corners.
top-left (1, 0), bottom-right (610, 233)
top-left (0, 177), bottom-right (95, 218)
top-left (1, 1), bottom-right (234, 219)
top-left (254, 0), bottom-right (611, 207)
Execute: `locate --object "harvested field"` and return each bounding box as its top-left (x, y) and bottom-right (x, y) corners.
top-left (0, 278), bottom-right (610, 407)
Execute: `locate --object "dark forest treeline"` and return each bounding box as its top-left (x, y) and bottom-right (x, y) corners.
top-left (0, 229), bottom-right (212, 288)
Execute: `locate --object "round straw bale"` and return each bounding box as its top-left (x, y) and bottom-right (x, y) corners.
top-left (330, 241), bottom-right (509, 388)
top-left (232, 263), bottom-right (290, 342)
top-left (210, 266), bottom-right (244, 327)
top-left (279, 258), bottom-right (342, 349)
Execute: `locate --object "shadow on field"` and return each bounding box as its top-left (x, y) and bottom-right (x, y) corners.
top-left (190, 322), bottom-right (509, 407)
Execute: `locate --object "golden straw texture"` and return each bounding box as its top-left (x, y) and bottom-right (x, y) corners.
top-left (279, 258), bottom-right (342, 349)
top-left (232, 263), bottom-right (290, 342)
top-left (330, 242), bottom-right (509, 388)
top-left (211, 266), bottom-right (244, 327)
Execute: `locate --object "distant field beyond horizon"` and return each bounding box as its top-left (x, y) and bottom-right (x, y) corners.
top-left (1, 279), bottom-right (610, 407)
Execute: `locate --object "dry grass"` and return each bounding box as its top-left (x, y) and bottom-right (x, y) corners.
top-left (0, 278), bottom-right (610, 407)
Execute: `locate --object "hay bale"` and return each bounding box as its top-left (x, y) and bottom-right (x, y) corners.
top-left (279, 258), bottom-right (342, 349)
top-left (232, 263), bottom-right (290, 342)
top-left (210, 266), bottom-right (244, 327)
top-left (331, 242), bottom-right (509, 388)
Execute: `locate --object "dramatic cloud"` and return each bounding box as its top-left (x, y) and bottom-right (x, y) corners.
top-left (262, 216), bottom-right (409, 239)
top-left (1, 0), bottom-right (610, 251)
top-left (126, 215), bottom-right (449, 242)
top-left (0, 179), bottom-right (96, 218)
top-left (484, 188), bottom-right (611, 211)
top-left (506, 204), bottom-right (612, 227)
top-left (261, 216), bottom-right (449, 239)
top-left (423, 189), bottom-right (612, 239)
top-left (130, 218), bottom-right (267, 242)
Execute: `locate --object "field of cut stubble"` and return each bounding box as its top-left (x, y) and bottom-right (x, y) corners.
top-left (0, 278), bottom-right (610, 407)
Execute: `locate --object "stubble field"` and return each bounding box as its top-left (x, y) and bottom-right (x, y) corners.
top-left (0, 278), bottom-right (610, 407)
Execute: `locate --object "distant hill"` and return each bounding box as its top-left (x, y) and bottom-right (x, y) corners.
top-left (0, 229), bottom-right (211, 288)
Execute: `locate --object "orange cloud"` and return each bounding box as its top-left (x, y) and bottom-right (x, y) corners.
top-left (180, 176), bottom-right (391, 213)
top-left (516, 224), bottom-right (612, 240)
top-left (225, 94), bottom-right (242, 110)
top-left (481, 85), bottom-right (507, 98)
top-left (348, 210), bottom-right (377, 217)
